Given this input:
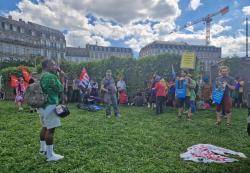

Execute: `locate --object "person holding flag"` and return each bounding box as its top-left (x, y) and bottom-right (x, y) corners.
top-left (101, 69), bottom-right (120, 118)
top-left (214, 66), bottom-right (235, 126)
top-left (15, 76), bottom-right (26, 111)
top-left (78, 68), bottom-right (91, 104)
top-left (21, 67), bottom-right (31, 83)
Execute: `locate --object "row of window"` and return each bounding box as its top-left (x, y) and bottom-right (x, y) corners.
top-left (0, 33), bottom-right (65, 49)
top-left (144, 44), bottom-right (220, 52)
top-left (90, 52), bottom-right (132, 59)
top-left (0, 42), bottom-right (64, 59)
top-left (0, 21), bottom-right (64, 41)
top-left (87, 45), bottom-right (132, 53)
top-left (66, 56), bottom-right (90, 63)
top-left (141, 49), bottom-right (220, 58)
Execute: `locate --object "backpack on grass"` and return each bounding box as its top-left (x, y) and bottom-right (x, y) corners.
top-left (25, 81), bottom-right (48, 108)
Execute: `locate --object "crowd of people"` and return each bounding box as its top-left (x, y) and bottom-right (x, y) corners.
top-left (1, 59), bottom-right (250, 162)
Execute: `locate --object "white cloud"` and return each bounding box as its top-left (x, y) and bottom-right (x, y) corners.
top-left (7, 0), bottom-right (181, 49)
top-left (189, 0), bottom-right (202, 11)
top-left (211, 35), bottom-right (247, 57)
top-left (242, 6), bottom-right (250, 16)
top-left (62, 0), bottom-right (181, 24)
top-left (159, 31), bottom-right (247, 57)
top-left (210, 23), bottom-right (232, 36)
top-left (65, 30), bottom-right (111, 47)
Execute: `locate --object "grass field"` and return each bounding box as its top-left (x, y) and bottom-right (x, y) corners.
top-left (0, 101), bottom-right (250, 173)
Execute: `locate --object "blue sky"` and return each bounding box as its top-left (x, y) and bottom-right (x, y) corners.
top-left (0, 0), bottom-right (250, 57)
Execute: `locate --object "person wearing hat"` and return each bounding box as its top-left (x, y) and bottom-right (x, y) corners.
top-left (101, 70), bottom-right (120, 118)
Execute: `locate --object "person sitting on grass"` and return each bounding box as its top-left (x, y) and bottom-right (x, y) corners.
top-left (214, 66), bottom-right (235, 126)
top-left (38, 59), bottom-right (64, 162)
top-left (130, 91), bottom-right (146, 106)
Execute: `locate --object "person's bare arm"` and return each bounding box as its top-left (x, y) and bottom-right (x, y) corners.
top-left (224, 81), bottom-right (235, 90)
top-left (100, 83), bottom-right (108, 93)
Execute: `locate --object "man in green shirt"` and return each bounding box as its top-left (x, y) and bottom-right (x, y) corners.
top-left (38, 59), bottom-right (64, 162)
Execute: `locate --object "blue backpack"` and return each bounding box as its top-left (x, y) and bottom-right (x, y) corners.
top-left (212, 84), bottom-right (225, 105)
top-left (175, 80), bottom-right (187, 99)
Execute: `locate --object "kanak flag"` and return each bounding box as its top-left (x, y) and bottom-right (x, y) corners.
top-left (79, 68), bottom-right (90, 89)
top-left (21, 67), bottom-right (31, 82)
top-left (10, 75), bottom-right (18, 88)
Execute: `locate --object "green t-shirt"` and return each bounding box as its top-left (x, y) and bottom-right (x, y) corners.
top-left (40, 72), bottom-right (63, 106)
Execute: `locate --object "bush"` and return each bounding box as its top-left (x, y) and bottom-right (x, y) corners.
top-left (60, 53), bottom-right (182, 96)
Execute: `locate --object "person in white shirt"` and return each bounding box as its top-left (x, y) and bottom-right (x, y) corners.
top-left (117, 77), bottom-right (126, 92)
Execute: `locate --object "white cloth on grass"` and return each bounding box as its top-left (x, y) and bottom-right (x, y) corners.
top-left (180, 144), bottom-right (247, 163)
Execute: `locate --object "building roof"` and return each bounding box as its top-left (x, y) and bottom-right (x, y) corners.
top-left (86, 44), bottom-right (133, 52)
top-left (66, 47), bottom-right (89, 57)
top-left (140, 40), bottom-right (221, 52)
top-left (0, 15), bottom-right (65, 40)
top-left (151, 40), bottom-right (188, 45)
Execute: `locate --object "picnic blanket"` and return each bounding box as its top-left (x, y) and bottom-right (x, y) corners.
top-left (180, 144), bottom-right (247, 163)
top-left (77, 103), bottom-right (103, 112)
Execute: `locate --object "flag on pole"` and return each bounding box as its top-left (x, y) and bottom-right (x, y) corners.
top-left (10, 75), bottom-right (18, 88)
top-left (171, 65), bottom-right (176, 79)
top-left (79, 68), bottom-right (90, 89)
top-left (21, 67), bottom-right (31, 82)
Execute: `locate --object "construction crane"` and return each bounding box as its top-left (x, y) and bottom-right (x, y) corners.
top-left (170, 6), bottom-right (229, 45)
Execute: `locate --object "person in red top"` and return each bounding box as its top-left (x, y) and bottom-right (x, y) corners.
top-left (154, 78), bottom-right (167, 115)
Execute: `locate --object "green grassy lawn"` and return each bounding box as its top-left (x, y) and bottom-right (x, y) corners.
top-left (0, 101), bottom-right (250, 173)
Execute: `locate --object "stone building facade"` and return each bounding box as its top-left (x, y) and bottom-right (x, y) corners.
top-left (66, 44), bottom-right (133, 62)
top-left (65, 47), bottom-right (90, 62)
top-left (86, 44), bottom-right (133, 60)
top-left (0, 15), bottom-right (66, 62)
top-left (139, 41), bottom-right (221, 73)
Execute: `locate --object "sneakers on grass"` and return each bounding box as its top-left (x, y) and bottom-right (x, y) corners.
top-left (47, 153), bottom-right (64, 162)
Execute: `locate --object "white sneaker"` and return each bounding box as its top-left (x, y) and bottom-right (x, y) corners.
top-left (46, 153), bottom-right (64, 162)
